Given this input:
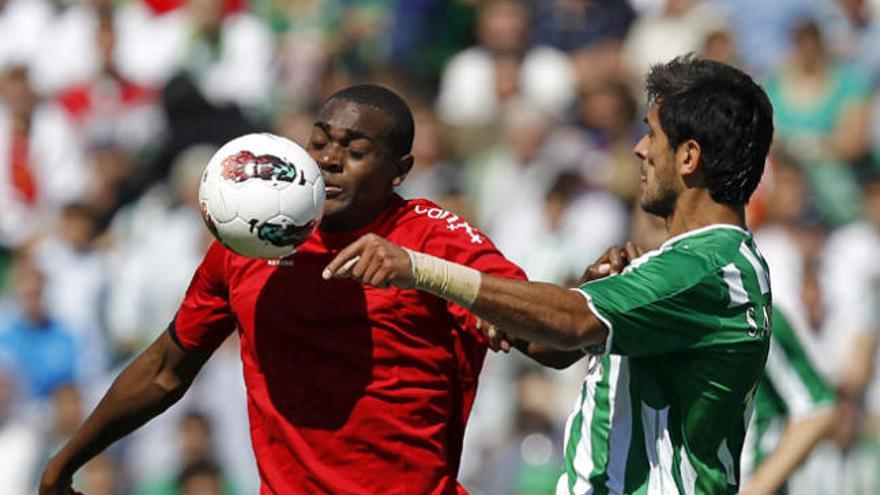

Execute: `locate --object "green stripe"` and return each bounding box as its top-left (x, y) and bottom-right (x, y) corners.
top-left (588, 357), bottom-right (613, 494)
top-left (565, 380), bottom-right (589, 494)
top-left (624, 379), bottom-right (648, 493)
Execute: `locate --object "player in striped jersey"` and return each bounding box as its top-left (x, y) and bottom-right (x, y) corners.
top-left (325, 55), bottom-right (775, 494)
top-left (739, 307), bottom-right (835, 495)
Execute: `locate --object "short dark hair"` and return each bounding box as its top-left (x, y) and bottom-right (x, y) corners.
top-left (646, 55), bottom-right (774, 204)
top-left (327, 84), bottom-right (415, 158)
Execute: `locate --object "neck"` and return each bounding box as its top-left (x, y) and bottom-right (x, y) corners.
top-left (319, 196), bottom-right (394, 234)
top-left (664, 189), bottom-right (746, 238)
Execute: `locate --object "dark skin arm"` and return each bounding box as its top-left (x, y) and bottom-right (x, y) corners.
top-left (39, 331), bottom-right (213, 495)
top-left (484, 243), bottom-right (643, 368)
top-left (323, 234), bottom-right (641, 351)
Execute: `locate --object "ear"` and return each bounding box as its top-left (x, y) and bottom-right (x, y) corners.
top-left (391, 154), bottom-right (415, 187)
top-left (676, 139), bottom-right (702, 177)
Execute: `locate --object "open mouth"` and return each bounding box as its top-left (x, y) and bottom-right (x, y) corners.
top-left (324, 185), bottom-right (343, 198)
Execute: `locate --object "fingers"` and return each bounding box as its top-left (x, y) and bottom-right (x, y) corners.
top-left (624, 241), bottom-right (642, 262)
top-left (607, 247), bottom-right (626, 273)
top-left (480, 318), bottom-right (511, 353)
top-left (322, 234), bottom-right (412, 289)
top-left (323, 237), bottom-right (368, 279)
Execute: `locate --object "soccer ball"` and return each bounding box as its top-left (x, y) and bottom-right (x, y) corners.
top-left (198, 133), bottom-right (325, 259)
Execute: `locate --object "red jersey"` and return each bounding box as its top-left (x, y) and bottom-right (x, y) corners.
top-left (172, 195), bottom-right (525, 494)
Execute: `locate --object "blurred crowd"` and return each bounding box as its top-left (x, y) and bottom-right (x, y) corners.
top-left (0, 0), bottom-right (879, 493)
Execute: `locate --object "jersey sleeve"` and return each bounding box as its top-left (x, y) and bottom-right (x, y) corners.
top-left (764, 309), bottom-right (836, 418)
top-left (419, 216), bottom-right (527, 343)
top-left (170, 241), bottom-right (237, 352)
top-left (577, 249), bottom-right (722, 357)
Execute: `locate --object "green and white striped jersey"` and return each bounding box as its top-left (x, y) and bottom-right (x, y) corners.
top-left (561, 225), bottom-right (772, 495)
top-left (740, 307), bottom-right (835, 483)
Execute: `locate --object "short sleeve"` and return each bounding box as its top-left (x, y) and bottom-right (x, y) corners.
top-left (420, 217), bottom-right (527, 343)
top-left (171, 242), bottom-right (236, 352)
top-left (577, 250), bottom-right (720, 357)
top-left (764, 309), bottom-right (836, 418)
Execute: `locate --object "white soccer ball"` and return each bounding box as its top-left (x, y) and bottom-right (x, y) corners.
top-left (198, 133), bottom-right (325, 259)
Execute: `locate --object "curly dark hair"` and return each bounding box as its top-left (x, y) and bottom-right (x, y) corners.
top-left (646, 55), bottom-right (774, 205)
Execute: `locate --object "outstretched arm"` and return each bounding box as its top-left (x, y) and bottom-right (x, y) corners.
top-left (39, 330), bottom-right (213, 495)
top-left (323, 234), bottom-right (637, 351)
top-left (739, 409), bottom-right (834, 495)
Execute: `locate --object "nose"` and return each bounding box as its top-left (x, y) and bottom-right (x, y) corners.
top-left (633, 135), bottom-right (648, 161)
top-left (312, 144), bottom-right (342, 173)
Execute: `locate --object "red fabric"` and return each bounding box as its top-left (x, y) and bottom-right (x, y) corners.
top-left (9, 130), bottom-right (36, 204)
top-left (142, 0), bottom-right (245, 15)
top-left (174, 195), bottom-right (525, 494)
top-left (59, 80), bottom-right (158, 123)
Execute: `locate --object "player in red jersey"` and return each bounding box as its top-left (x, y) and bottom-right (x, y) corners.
top-left (39, 85), bottom-right (525, 495)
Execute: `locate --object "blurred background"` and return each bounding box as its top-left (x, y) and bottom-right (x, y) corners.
top-left (0, 0), bottom-right (879, 493)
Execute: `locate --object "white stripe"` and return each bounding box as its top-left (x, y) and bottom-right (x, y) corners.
top-left (739, 243), bottom-right (770, 295)
top-left (605, 357), bottom-right (631, 494)
top-left (679, 445), bottom-right (698, 495)
top-left (722, 263), bottom-right (749, 307)
top-left (740, 408), bottom-right (757, 485)
top-left (643, 404), bottom-right (676, 494)
top-left (717, 438), bottom-right (737, 485)
top-left (573, 288), bottom-right (614, 356)
top-left (763, 339), bottom-right (816, 417)
top-left (570, 371), bottom-right (600, 494)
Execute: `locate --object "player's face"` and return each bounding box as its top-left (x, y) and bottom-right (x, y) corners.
top-left (633, 105), bottom-right (683, 218)
top-left (308, 99), bottom-right (409, 231)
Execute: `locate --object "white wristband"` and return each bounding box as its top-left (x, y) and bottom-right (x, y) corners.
top-left (404, 248), bottom-right (482, 308)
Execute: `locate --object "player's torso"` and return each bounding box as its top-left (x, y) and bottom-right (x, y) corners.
top-left (564, 230), bottom-right (773, 494)
top-left (220, 200), bottom-right (482, 494)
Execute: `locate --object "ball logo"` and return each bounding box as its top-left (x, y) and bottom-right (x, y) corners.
top-left (248, 219), bottom-right (316, 247)
top-left (220, 150), bottom-right (307, 186)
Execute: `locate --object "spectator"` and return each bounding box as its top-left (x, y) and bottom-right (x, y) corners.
top-left (31, 203), bottom-right (111, 386)
top-left (395, 106), bottom-right (464, 205)
top-left (0, 363), bottom-right (42, 495)
top-left (623, 0), bottom-right (728, 83)
top-left (388, 0), bottom-right (478, 88)
top-left (0, 255), bottom-right (79, 400)
top-left (531, 0), bottom-right (636, 53)
top-left (54, 8), bottom-right (164, 156)
top-left (115, 0), bottom-right (274, 115)
top-left (107, 144), bottom-right (215, 356)
top-left (0, 0), bottom-right (53, 79)
top-left (436, 0), bottom-right (575, 130)
top-left (0, 66), bottom-right (88, 249)
top-left (714, 0), bottom-right (826, 76)
top-left (177, 460), bottom-right (230, 495)
top-left (764, 19), bottom-right (871, 225)
top-left (135, 411), bottom-right (238, 495)
top-left (466, 369), bottom-right (565, 495)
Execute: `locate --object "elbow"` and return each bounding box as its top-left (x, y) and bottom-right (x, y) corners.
top-left (153, 370), bottom-right (189, 401)
top-left (558, 313), bottom-right (608, 350)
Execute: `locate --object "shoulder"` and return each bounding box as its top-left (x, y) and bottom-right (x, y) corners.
top-left (393, 198), bottom-right (489, 248)
top-left (624, 227), bottom-right (752, 287)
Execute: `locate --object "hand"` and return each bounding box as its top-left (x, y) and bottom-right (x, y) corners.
top-left (323, 233), bottom-right (414, 288)
top-left (477, 318), bottom-right (512, 353)
top-left (39, 461), bottom-right (82, 495)
top-left (577, 241), bottom-right (644, 285)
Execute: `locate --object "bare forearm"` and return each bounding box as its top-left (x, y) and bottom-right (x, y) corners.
top-left (49, 333), bottom-right (202, 478)
top-left (741, 410), bottom-right (833, 495)
top-left (470, 275), bottom-right (606, 350)
top-left (511, 338), bottom-right (586, 369)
